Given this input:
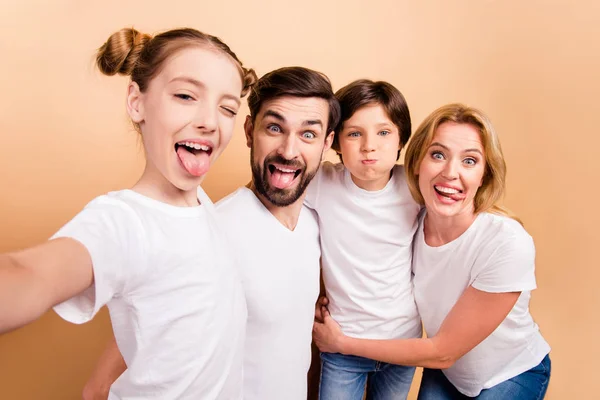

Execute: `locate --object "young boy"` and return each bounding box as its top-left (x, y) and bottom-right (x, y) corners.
top-left (305, 79), bottom-right (421, 400)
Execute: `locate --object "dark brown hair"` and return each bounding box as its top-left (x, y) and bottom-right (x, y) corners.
top-left (96, 27), bottom-right (257, 97)
top-left (332, 79), bottom-right (411, 161)
top-left (247, 66), bottom-right (340, 134)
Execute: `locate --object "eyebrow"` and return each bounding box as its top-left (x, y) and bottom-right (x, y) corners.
top-left (169, 76), bottom-right (241, 107)
top-left (344, 122), bottom-right (395, 130)
top-left (263, 110), bottom-right (323, 129)
top-left (429, 142), bottom-right (483, 155)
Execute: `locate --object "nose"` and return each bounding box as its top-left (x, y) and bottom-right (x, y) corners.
top-left (441, 159), bottom-right (459, 179)
top-left (361, 134), bottom-right (375, 152)
top-left (277, 133), bottom-right (300, 160)
top-left (193, 103), bottom-right (218, 133)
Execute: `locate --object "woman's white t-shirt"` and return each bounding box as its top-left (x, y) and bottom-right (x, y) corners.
top-left (413, 211), bottom-right (551, 397)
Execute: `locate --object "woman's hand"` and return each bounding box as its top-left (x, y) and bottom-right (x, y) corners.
top-left (312, 306), bottom-right (345, 354)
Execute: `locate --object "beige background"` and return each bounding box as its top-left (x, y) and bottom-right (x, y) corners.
top-left (1, 1), bottom-right (598, 398)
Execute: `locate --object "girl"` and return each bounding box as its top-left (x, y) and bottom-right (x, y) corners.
top-left (0, 27), bottom-right (256, 399)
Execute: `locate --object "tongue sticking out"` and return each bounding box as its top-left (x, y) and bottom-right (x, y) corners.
top-left (270, 168), bottom-right (297, 189)
top-left (177, 147), bottom-right (210, 177)
top-left (449, 192), bottom-right (466, 201)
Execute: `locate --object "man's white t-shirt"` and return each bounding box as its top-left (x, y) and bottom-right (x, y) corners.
top-left (304, 162), bottom-right (422, 340)
top-left (413, 211), bottom-right (551, 397)
top-left (52, 187), bottom-right (246, 399)
top-left (216, 187), bottom-right (321, 400)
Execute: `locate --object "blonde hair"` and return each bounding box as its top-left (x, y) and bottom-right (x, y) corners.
top-left (404, 103), bottom-right (522, 224)
top-left (96, 27), bottom-right (257, 96)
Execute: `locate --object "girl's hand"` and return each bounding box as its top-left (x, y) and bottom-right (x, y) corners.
top-left (312, 306), bottom-right (345, 354)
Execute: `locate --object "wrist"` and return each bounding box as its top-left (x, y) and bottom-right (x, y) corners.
top-left (336, 333), bottom-right (349, 354)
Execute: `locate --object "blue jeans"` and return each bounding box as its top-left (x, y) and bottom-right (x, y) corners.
top-left (417, 354), bottom-right (551, 400)
top-left (319, 352), bottom-right (415, 400)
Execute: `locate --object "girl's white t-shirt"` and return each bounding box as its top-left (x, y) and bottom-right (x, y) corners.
top-left (413, 211), bottom-right (551, 397)
top-left (52, 187), bottom-right (246, 399)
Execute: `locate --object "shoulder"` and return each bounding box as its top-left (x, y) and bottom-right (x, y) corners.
top-left (474, 213), bottom-right (535, 258)
top-left (216, 187), bottom-right (253, 213)
top-left (318, 161), bottom-right (345, 180)
top-left (65, 191), bottom-right (146, 231)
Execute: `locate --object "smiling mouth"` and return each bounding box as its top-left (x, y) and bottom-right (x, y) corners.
top-left (434, 185), bottom-right (467, 201)
top-left (174, 141), bottom-right (213, 156)
top-left (268, 164), bottom-right (302, 189)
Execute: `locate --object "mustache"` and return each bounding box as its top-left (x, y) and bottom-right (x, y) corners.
top-left (264, 154), bottom-right (305, 170)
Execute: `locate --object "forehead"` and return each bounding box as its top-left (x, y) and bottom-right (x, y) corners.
top-left (257, 96), bottom-right (329, 127)
top-left (433, 122), bottom-right (483, 149)
top-left (151, 46), bottom-right (242, 97)
top-left (345, 103), bottom-right (393, 125)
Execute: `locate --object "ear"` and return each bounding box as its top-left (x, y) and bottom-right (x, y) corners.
top-left (323, 130), bottom-right (335, 160)
top-left (126, 82), bottom-right (144, 124)
top-left (244, 116), bottom-right (254, 148)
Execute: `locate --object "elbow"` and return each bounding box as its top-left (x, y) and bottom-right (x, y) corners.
top-left (428, 338), bottom-right (459, 369)
top-left (431, 355), bottom-right (457, 369)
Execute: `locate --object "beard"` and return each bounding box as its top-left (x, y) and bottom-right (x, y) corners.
top-left (251, 150), bottom-right (319, 207)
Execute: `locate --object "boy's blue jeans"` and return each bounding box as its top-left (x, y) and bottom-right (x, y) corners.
top-left (417, 354), bottom-right (551, 400)
top-left (319, 352), bottom-right (415, 400)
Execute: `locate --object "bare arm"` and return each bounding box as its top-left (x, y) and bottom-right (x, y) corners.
top-left (0, 238), bottom-right (94, 333)
top-left (82, 334), bottom-right (127, 400)
top-left (313, 286), bottom-right (520, 369)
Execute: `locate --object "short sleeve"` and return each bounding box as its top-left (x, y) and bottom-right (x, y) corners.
top-left (471, 231), bottom-right (537, 293)
top-left (303, 164), bottom-right (325, 210)
top-left (52, 197), bottom-right (147, 324)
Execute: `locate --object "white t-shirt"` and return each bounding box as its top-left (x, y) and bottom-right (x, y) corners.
top-left (413, 211), bottom-right (551, 397)
top-left (304, 162), bottom-right (422, 340)
top-left (216, 187), bottom-right (321, 400)
top-left (52, 188), bottom-right (246, 400)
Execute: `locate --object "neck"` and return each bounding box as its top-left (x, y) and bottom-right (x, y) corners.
top-left (133, 163), bottom-right (202, 207)
top-left (423, 208), bottom-right (478, 247)
top-left (247, 181), bottom-right (304, 231)
top-left (350, 169), bottom-right (393, 191)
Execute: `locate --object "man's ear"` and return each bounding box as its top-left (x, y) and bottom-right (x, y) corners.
top-left (244, 116), bottom-right (254, 148)
top-left (126, 82), bottom-right (144, 124)
top-left (322, 130), bottom-right (335, 160)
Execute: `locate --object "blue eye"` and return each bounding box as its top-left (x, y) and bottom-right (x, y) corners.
top-left (379, 130), bottom-right (391, 136)
top-left (431, 151), bottom-right (444, 160)
top-left (175, 94), bottom-right (194, 101)
top-left (302, 131), bottom-right (316, 139)
top-left (464, 158), bottom-right (477, 166)
top-left (348, 131), bottom-right (360, 137)
top-left (268, 124), bottom-right (282, 133)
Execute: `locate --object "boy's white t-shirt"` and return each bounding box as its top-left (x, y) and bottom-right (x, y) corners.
top-left (52, 187), bottom-right (246, 400)
top-left (304, 162), bottom-right (422, 340)
top-left (216, 187), bottom-right (321, 400)
top-left (413, 211), bottom-right (551, 397)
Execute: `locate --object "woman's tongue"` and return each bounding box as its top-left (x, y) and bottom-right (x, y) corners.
top-left (269, 167), bottom-right (297, 189)
top-left (177, 146), bottom-right (210, 177)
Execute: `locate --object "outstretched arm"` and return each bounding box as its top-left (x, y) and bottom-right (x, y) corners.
top-left (0, 238), bottom-right (94, 333)
top-left (313, 286), bottom-right (520, 369)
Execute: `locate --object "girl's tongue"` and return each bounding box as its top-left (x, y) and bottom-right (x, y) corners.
top-left (177, 146), bottom-right (210, 177)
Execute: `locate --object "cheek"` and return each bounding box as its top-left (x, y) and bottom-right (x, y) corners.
top-left (339, 140), bottom-right (357, 157)
top-left (218, 117), bottom-right (236, 146)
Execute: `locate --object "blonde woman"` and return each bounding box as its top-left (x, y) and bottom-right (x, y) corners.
top-left (313, 103), bottom-right (551, 399)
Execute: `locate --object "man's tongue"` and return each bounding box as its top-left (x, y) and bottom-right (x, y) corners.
top-left (270, 168), bottom-right (297, 189)
top-left (177, 147), bottom-right (210, 177)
